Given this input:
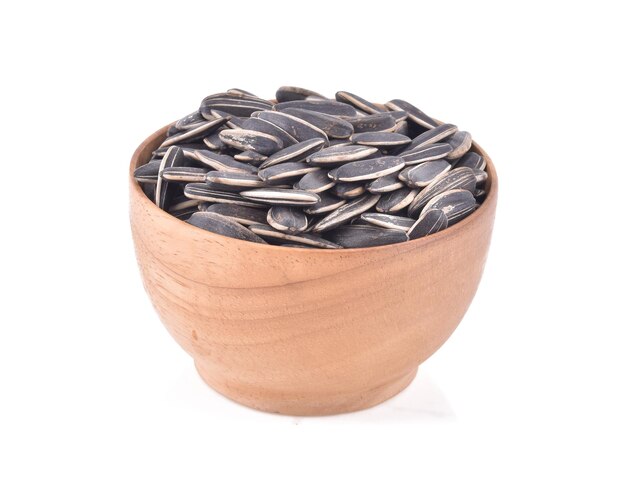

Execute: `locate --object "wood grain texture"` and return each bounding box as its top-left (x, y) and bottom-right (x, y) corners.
top-left (129, 124), bottom-right (498, 415)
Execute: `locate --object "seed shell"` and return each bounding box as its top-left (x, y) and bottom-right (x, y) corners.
top-left (205, 171), bottom-right (266, 189)
top-left (241, 117), bottom-right (298, 147)
top-left (455, 151), bottom-right (486, 171)
top-left (133, 160), bottom-right (161, 183)
top-left (261, 138), bottom-right (326, 168)
top-left (258, 162), bottom-right (320, 183)
top-left (385, 99), bottom-right (438, 129)
top-left (330, 156), bottom-right (405, 182)
top-left (421, 189), bottom-right (477, 224)
top-left (248, 224), bottom-right (341, 249)
top-left (274, 99), bottom-right (358, 118)
top-left (327, 225), bottom-right (409, 248)
top-left (332, 183), bottom-right (367, 199)
top-left (240, 188), bottom-right (321, 206)
top-left (307, 144), bottom-right (378, 166)
top-left (311, 194), bottom-right (380, 232)
top-left (162, 166), bottom-right (208, 183)
top-left (445, 131), bottom-right (473, 159)
top-left (407, 167), bottom-right (477, 217)
top-left (184, 184), bottom-right (266, 208)
top-left (376, 187), bottom-right (418, 213)
top-left (187, 212), bottom-right (267, 243)
top-left (360, 213), bottom-right (415, 231)
top-left (351, 132), bottom-right (411, 148)
top-left (256, 111), bottom-right (329, 144)
top-left (400, 160), bottom-right (451, 187)
top-left (203, 203), bottom-right (268, 226)
top-left (218, 129), bottom-right (283, 155)
top-left (267, 207), bottom-right (308, 234)
top-left (335, 91), bottom-right (382, 114)
top-left (399, 142), bottom-right (453, 166)
top-left (348, 113), bottom-right (397, 133)
top-left (303, 192), bottom-right (347, 214)
top-left (405, 123), bottom-right (458, 151)
top-left (366, 173), bottom-right (404, 193)
top-left (275, 86), bottom-right (326, 102)
top-left (407, 209), bottom-right (448, 239)
top-left (294, 169), bottom-right (336, 193)
top-left (280, 108), bottom-right (354, 139)
top-left (194, 150), bottom-right (258, 174)
top-left (161, 117), bottom-right (228, 147)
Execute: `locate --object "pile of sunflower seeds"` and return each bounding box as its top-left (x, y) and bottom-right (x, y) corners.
top-left (134, 87), bottom-right (488, 248)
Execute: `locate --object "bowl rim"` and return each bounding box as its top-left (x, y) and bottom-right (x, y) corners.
top-left (130, 123), bottom-right (498, 254)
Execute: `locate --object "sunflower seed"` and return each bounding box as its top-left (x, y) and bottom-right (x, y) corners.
top-left (257, 111), bottom-right (329, 144)
top-left (267, 207), bottom-right (308, 234)
top-left (421, 189), bottom-right (477, 224)
top-left (445, 131), bottom-right (472, 159)
top-left (274, 99), bottom-right (358, 118)
top-left (156, 146), bottom-right (185, 209)
top-left (332, 183), bottom-right (367, 199)
top-left (248, 224), bottom-right (341, 249)
top-left (399, 160), bottom-right (451, 188)
top-left (335, 91), bottom-right (382, 114)
top-left (161, 117), bottom-right (228, 147)
top-left (294, 169), bottom-right (336, 193)
top-left (226, 88), bottom-right (257, 98)
top-left (218, 129), bottom-right (283, 155)
top-left (133, 160), bottom-right (161, 183)
top-left (351, 132), bottom-right (411, 148)
top-left (260, 138), bottom-right (326, 168)
top-left (327, 225), bottom-right (408, 248)
top-left (405, 123), bottom-right (458, 152)
top-left (203, 132), bottom-right (226, 151)
top-left (240, 188), bottom-right (320, 206)
top-left (348, 113), bottom-right (397, 133)
top-left (194, 150), bottom-right (258, 174)
top-left (399, 142), bottom-right (453, 166)
top-left (455, 151), bottom-right (486, 171)
top-left (200, 95), bottom-right (273, 118)
top-left (205, 171), bottom-right (266, 189)
top-left (167, 124), bottom-right (182, 137)
top-left (203, 203), bottom-right (268, 226)
top-left (311, 194), bottom-right (380, 232)
top-left (233, 150), bottom-right (268, 165)
top-left (303, 192), bottom-right (346, 214)
top-left (187, 212), bottom-right (267, 243)
top-left (241, 117), bottom-right (298, 147)
top-left (209, 110), bottom-right (247, 129)
top-left (169, 197), bottom-right (200, 213)
top-left (366, 173), bottom-right (404, 193)
top-left (385, 99), bottom-right (438, 129)
top-left (307, 144), bottom-right (378, 166)
top-left (394, 120), bottom-right (409, 136)
top-left (162, 166), bottom-right (208, 182)
top-left (330, 156), bottom-right (405, 182)
top-left (258, 162), bottom-right (319, 183)
top-left (184, 184), bottom-right (266, 208)
top-left (474, 189), bottom-right (486, 202)
top-left (280, 108), bottom-right (354, 139)
top-left (407, 167), bottom-right (477, 217)
top-left (360, 213), bottom-right (415, 231)
top-left (175, 111), bottom-right (205, 130)
top-left (275, 86), bottom-right (326, 102)
top-left (407, 209), bottom-right (448, 239)
top-left (474, 169), bottom-right (488, 186)
top-left (376, 187), bottom-right (418, 213)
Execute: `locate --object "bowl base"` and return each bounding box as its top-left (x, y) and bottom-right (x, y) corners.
top-left (194, 359), bottom-right (418, 416)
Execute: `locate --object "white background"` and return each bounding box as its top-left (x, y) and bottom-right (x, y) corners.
top-left (1, 1), bottom-right (625, 498)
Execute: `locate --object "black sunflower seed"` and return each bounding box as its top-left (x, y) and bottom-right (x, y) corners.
top-left (407, 209), bottom-right (448, 239)
top-left (394, 120), bottom-right (409, 136)
top-left (194, 150), bottom-right (258, 174)
top-left (399, 160), bottom-right (451, 188)
top-left (330, 156), bottom-right (405, 182)
top-left (161, 117), bottom-right (228, 147)
top-left (280, 108), bottom-right (354, 139)
top-left (474, 189), bottom-right (486, 202)
top-left (294, 169), bottom-right (336, 193)
top-left (474, 169), bottom-right (488, 186)
top-left (239, 188), bottom-right (321, 206)
top-left (348, 113), bottom-right (397, 133)
top-left (241, 117), bottom-right (298, 147)
top-left (335, 91), bottom-right (382, 114)
top-left (183, 184), bottom-right (266, 208)
top-left (162, 166), bottom-right (208, 183)
top-left (351, 132), bottom-right (411, 148)
top-left (385, 99), bottom-right (438, 129)
top-left (205, 171), bottom-right (266, 189)
top-left (187, 212), bottom-right (267, 243)
top-left (209, 110), bottom-right (247, 129)
top-left (203, 203), bottom-right (268, 226)
top-left (218, 129), bottom-right (283, 155)
top-left (274, 99), bottom-right (358, 118)
top-left (303, 192), bottom-right (346, 214)
top-left (307, 144), bottom-right (378, 166)
top-left (260, 138), bottom-right (326, 168)
top-left (200, 95), bottom-right (273, 118)
top-left (248, 224), bottom-right (341, 249)
top-left (311, 194), bottom-right (380, 232)
top-left (258, 162), bottom-right (320, 183)
top-left (407, 167), bottom-right (477, 217)
top-left (326, 225), bottom-right (408, 248)
top-left (267, 207), bottom-right (308, 234)
top-left (421, 189), bottom-right (477, 224)
top-left (233, 150), bottom-right (267, 165)
top-left (226, 88), bottom-right (258, 98)
top-left (399, 142), bottom-right (453, 166)
top-left (175, 111), bottom-right (205, 130)
top-left (366, 173), bottom-right (404, 193)
top-left (275, 86), bottom-right (327, 102)
top-left (133, 160), bottom-right (161, 183)
top-left (445, 131), bottom-right (473, 159)
top-left (404, 123), bottom-right (458, 152)
top-left (455, 151), bottom-right (486, 171)
top-left (203, 132), bottom-right (226, 151)
top-left (376, 187), bottom-right (418, 213)
top-left (332, 183), bottom-right (367, 199)
top-left (360, 213), bottom-right (415, 231)
top-left (257, 111), bottom-right (329, 144)
top-left (169, 197), bottom-right (200, 213)
top-left (156, 146), bottom-right (185, 210)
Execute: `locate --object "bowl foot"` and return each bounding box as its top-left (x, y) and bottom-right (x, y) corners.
top-left (193, 359), bottom-right (418, 416)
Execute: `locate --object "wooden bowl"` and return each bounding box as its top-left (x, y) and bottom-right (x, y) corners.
top-left (130, 124), bottom-right (498, 415)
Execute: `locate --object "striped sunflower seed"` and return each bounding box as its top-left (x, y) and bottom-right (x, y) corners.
top-left (332, 183), bottom-right (367, 199)
top-left (248, 224), bottom-right (341, 249)
top-left (351, 132), bottom-right (411, 148)
top-left (376, 187), bottom-right (418, 213)
top-left (385, 99), bottom-right (438, 129)
top-left (133, 160), bottom-right (161, 183)
top-left (239, 188), bottom-right (321, 206)
top-left (445, 131), bottom-right (473, 160)
top-left (399, 142), bottom-right (453, 166)
top-left (267, 207), bottom-right (308, 234)
top-left (366, 173), bottom-right (404, 194)
top-left (421, 189), bottom-right (477, 224)
top-left (348, 113), bottom-right (397, 133)
top-left (330, 156), bottom-right (405, 182)
top-left (187, 212), bottom-right (267, 243)
top-left (156, 146), bottom-right (185, 209)
top-left (241, 117), bottom-right (298, 147)
top-left (280, 108), bottom-right (354, 139)
top-left (275, 86), bottom-right (326, 102)
top-left (303, 192), bottom-right (346, 214)
top-left (175, 111), bottom-right (205, 130)
top-left (205, 171), bottom-right (266, 190)
top-left (455, 151), bottom-right (486, 171)
top-left (200, 95), bottom-right (273, 118)
top-left (335, 91), bottom-right (382, 114)
top-left (218, 129), bottom-right (283, 155)
top-left (203, 203), bottom-right (268, 226)
top-left (274, 99), bottom-right (358, 118)
top-left (407, 167), bottom-right (477, 217)
top-left (256, 111), bottom-right (329, 144)
top-left (307, 144), bottom-right (378, 166)
top-left (161, 117), bottom-right (228, 148)
top-left (194, 150), bottom-right (259, 174)
top-left (407, 209), bottom-right (448, 239)
top-left (203, 132), bottom-right (226, 151)
top-left (399, 160), bottom-right (451, 188)
top-left (404, 123), bottom-right (458, 152)
top-left (311, 194), bottom-right (380, 232)
top-left (260, 138), bottom-right (326, 168)
top-left (394, 120), bottom-right (409, 136)
top-left (327, 225), bottom-right (408, 248)
top-left (474, 169), bottom-right (488, 186)
top-left (184, 184), bottom-right (266, 208)
top-left (162, 166), bottom-right (208, 183)
top-left (169, 197), bottom-right (200, 213)
top-left (360, 213), bottom-right (415, 231)
top-left (294, 169), bottom-right (336, 193)
top-left (233, 150), bottom-right (268, 165)
top-left (258, 162), bottom-right (320, 183)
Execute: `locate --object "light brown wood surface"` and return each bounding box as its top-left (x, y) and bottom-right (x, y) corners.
top-left (129, 124), bottom-right (498, 415)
